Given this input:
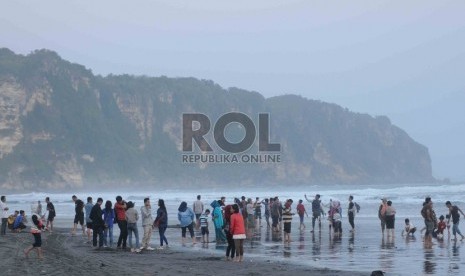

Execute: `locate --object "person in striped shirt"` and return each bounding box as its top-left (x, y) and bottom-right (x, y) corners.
top-left (282, 199), bottom-right (295, 244)
top-left (200, 209), bottom-right (210, 243)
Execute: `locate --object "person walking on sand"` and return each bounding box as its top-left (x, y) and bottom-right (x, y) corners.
top-left (230, 204), bottom-right (246, 262)
top-left (126, 201), bottom-right (141, 253)
top-left (24, 215), bottom-right (44, 259)
top-left (296, 199), bottom-right (308, 230)
top-left (378, 197), bottom-right (388, 235)
top-left (44, 197), bottom-right (56, 233)
top-left (1, 196), bottom-right (9, 235)
top-left (140, 198), bottom-right (154, 250)
top-left (84, 197), bottom-right (94, 243)
top-left (89, 198), bottom-right (105, 248)
top-left (193, 195), bottom-right (204, 230)
top-left (305, 194), bottom-right (322, 233)
top-left (153, 199), bottom-right (169, 249)
top-left (115, 196), bottom-right (128, 249)
top-left (71, 195), bottom-right (85, 236)
top-left (178, 201), bottom-right (196, 245)
top-left (446, 201), bottom-right (465, 241)
top-left (103, 200), bottom-right (115, 247)
top-left (347, 196), bottom-right (356, 232)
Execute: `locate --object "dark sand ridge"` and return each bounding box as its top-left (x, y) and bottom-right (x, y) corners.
top-left (0, 228), bottom-right (367, 276)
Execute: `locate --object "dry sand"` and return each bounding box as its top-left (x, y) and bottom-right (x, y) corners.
top-left (0, 228), bottom-right (368, 276)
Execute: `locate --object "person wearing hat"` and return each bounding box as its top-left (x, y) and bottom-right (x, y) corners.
top-left (378, 197), bottom-right (388, 235)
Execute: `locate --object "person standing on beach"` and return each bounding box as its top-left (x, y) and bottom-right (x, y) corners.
top-left (90, 198), bottom-right (105, 248)
top-left (271, 197), bottom-right (280, 232)
top-left (153, 199), bottom-right (169, 249)
top-left (378, 197), bottom-right (388, 235)
top-left (140, 198), bottom-right (154, 250)
top-left (211, 200), bottom-right (226, 243)
top-left (246, 198), bottom-right (254, 229)
top-left (422, 198), bottom-right (436, 248)
top-left (23, 215), bottom-right (44, 259)
top-left (44, 197), bottom-right (56, 233)
top-left (253, 197), bottom-right (263, 227)
top-left (199, 209), bottom-right (210, 243)
top-left (115, 196), bottom-right (128, 249)
top-left (193, 195), bottom-right (204, 231)
top-left (347, 196), bottom-right (356, 232)
top-left (71, 195), bottom-right (85, 236)
top-left (36, 201), bottom-right (42, 217)
top-left (223, 204), bottom-right (236, 260)
top-left (296, 199), bottom-right (308, 230)
top-left (178, 201), bottom-right (196, 245)
top-left (126, 201), bottom-right (141, 253)
top-left (385, 201), bottom-right (396, 238)
top-left (305, 194), bottom-right (322, 233)
top-left (230, 204), bottom-right (246, 262)
top-left (84, 197), bottom-right (94, 243)
top-left (103, 200), bottom-right (115, 247)
top-left (263, 198), bottom-right (271, 228)
top-left (446, 201), bottom-right (465, 241)
top-left (282, 199), bottom-right (294, 243)
top-left (1, 196), bottom-right (9, 235)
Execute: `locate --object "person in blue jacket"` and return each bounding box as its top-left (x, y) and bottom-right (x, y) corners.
top-left (178, 201), bottom-right (196, 245)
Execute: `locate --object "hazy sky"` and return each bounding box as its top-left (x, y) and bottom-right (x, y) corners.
top-left (2, 0), bottom-right (465, 180)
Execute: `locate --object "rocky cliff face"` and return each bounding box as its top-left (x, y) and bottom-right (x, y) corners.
top-left (0, 48), bottom-right (434, 190)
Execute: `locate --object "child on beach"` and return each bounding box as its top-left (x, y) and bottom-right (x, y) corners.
top-left (435, 215), bottom-right (447, 240)
top-left (401, 218), bottom-right (416, 236)
top-left (332, 210), bottom-right (342, 237)
top-left (296, 199), bottom-right (308, 230)
top-left (199, 209), bottom-right (210, 243)
top-left (282, 199), bottom-right (294, 243)
top-left (24, 215), bottom-right (44, 259)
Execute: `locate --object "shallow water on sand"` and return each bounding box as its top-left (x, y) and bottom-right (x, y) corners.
top-left (5, 183), bottom-right (465, 275)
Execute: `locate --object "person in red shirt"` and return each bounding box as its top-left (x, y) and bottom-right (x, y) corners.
top-left (230, 204), bottom-right (246, 262)
top-left (296, 199), bottom-right (308, 230)
top-left (115, 196), bottom-right (128, 249)
top-left (436, 215), bottom-right (447, 240)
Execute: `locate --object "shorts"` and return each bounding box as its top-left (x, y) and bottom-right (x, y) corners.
top-left (86, 222), bottom-right (93, 229)
top-left (385, 215), bottom-right (395, 229)
top-left (425, 220), bottom-right (434, 235)
top-left (195, 214), bottom-right (201, 220)
top-left (201, 226), bottom-right (209, 235)
top-left (32, 233), bottom-right (42, 247)
top-left (284, 222), bottom-right (291, 233)
top-left (254, 211), bottom-right (262, 219)
top-left (74, 213), bottom-right (84, 225)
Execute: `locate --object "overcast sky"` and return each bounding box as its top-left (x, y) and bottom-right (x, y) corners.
top-left (2, 0), bottom-right (465, 180)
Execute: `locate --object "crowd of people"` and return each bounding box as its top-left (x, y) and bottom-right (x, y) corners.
top-left (2, 193), bottom-right (465, 261)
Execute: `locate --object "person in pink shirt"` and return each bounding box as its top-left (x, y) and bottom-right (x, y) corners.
top-left (230, 204), bottom-right (246, 262)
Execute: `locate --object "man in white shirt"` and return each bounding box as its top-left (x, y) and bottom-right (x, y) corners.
top-left (193, 195), bottom-right (204, 230)
top-left (1, 196), bottom-right (10, 235)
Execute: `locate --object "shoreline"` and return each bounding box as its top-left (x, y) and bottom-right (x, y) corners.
top-left (0, 228), bottom-right (368, 276)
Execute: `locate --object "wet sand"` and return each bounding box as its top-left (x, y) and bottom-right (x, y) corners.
top-left (0, 228), bottom-right (367, 276)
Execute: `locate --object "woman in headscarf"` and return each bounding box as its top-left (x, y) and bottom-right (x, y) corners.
top-left (223, 204), bottom-right (236, 260)
top-left (211, 200), bottom-right (226, 243)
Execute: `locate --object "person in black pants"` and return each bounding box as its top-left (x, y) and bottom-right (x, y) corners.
top-left (348, 195), bottom-right (356, 232)
top-left (115, 196), bottom-right (128, 249)
top-left (90, 198), bottom-right (105, 248)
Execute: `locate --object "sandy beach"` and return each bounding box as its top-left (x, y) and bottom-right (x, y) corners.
top-left (0, 227), bottom-right (367, 276)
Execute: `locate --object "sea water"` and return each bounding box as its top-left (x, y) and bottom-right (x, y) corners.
top-left (3, 182), bottom-right (465, 275)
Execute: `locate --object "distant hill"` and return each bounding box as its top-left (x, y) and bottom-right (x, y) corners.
top-left (0, 48), bottom-right (434, 190)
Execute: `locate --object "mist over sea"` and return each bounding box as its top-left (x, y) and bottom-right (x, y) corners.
top-left (4, 182), bottom-right (465, 275)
